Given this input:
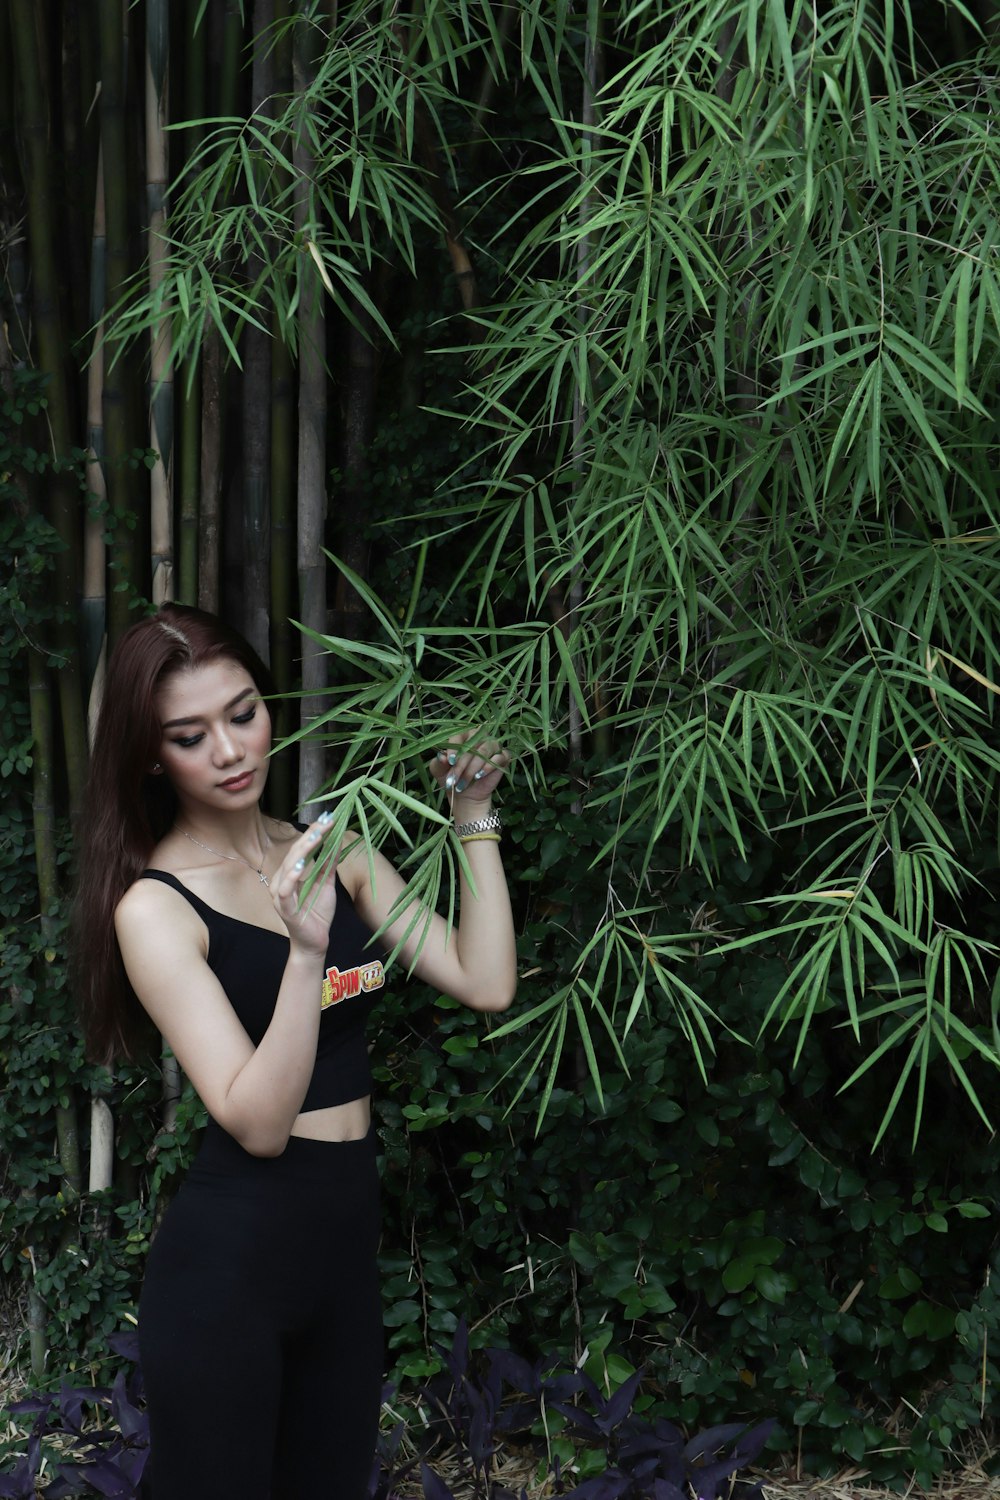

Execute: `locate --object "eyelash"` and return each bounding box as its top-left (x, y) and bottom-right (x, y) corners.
top-left (172, 705), bottom-right (257, 750)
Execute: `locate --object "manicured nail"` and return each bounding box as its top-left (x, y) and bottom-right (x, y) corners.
top-left (294, 858), bottom-right (306, 872)
top-left (445, 773), bottom-right (456, 789)
top-left (308, 831), bottom-right (320, 843)
top-left (318, 810), bottom-right (333, 825)
top-left (473, 768), bottom-right (487, 781)
top-left (448, 751), bottom-right (457, 766)
top-left (455, 779), bottom-right (467, 793)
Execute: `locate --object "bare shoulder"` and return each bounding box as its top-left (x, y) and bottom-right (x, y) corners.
top-left (115, 874), bottom-right (206, 954)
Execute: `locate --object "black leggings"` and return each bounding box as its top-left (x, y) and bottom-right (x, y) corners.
top-left (139, 1123), bottom-right (383, 1500)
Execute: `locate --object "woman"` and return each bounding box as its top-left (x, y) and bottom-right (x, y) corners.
top-left (74, 602), bottom-right (516, 1500)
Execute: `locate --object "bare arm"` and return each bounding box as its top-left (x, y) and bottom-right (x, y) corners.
top-left (115, 819), bottom-right (338, 1157)
top-left (343, 744), bottom-right (517, 1012)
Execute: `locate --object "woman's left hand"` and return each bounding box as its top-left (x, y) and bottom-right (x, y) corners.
top-left (428, 731), bottom-right (510, 804)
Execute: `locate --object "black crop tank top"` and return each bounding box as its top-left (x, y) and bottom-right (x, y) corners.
top-left (137, 868), bottom-right (384, 1110)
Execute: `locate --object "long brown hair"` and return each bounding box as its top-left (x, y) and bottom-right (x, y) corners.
top-left (73, 604), bottom-right (275, 1064)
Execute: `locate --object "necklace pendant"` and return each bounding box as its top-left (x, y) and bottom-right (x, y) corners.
top-left (257, 871), bottom-right (269, 886)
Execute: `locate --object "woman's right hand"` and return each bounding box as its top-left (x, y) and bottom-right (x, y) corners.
top-left (272, 813), bottom-right (338, 956)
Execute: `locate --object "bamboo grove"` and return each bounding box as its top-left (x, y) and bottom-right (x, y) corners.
top-left (2, 0), bottom-right (1000, 1477)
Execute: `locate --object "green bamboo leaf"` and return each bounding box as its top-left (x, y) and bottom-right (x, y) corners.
top-left (954, 254), bottom-right (972, 407)
top-left (570, 986), bottom-right (605, 1110)
top-left (550, 625), bottom-right (592, 729)
top-left (536, 1001), bottom-right (569, 1133)
top-left (931, 1021), bottom-right (993, 1133)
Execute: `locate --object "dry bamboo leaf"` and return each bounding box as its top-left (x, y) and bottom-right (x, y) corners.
top-left (306, 237), bottom-right (336, 295)
top-left (934, 649), bottom-right (1000, 699)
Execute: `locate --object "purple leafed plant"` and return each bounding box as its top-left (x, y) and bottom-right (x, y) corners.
top-left (414, 1323), bottom-right (773, 1500)
top-left (0, 1324), bottom-right (773, 1500)
top-left (548, 1378), bottom-right (774, 1500)
top-left (0, 1333), bottom-right (148, 1500)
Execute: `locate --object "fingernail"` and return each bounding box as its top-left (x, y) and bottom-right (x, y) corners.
top-left (455, 779), bottom-right (467, 793)
top-left (294, 858), bottom-right (306, 872)
top-left (438, 750), bottom-right (448, 762)
top-left (308, 831), bottom-right (320, 842)
top-left (448, 751), bottom-right (457, 766)
top-left (473, 768), bottom-right (487, 781)
top-left (445, 773), bottom-right (456, 789)
top-left (318, 810), bottom-right (333, 825)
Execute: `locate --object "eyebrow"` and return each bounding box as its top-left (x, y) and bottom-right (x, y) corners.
top-left (162, 688), bottom-right (257, 730)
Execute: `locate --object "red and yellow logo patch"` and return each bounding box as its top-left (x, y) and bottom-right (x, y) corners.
top-left (321, 959), bottom-right (385, 1009)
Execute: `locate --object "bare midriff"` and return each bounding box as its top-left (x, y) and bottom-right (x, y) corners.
top-left (290, 1094), bottom-right (371, 1142)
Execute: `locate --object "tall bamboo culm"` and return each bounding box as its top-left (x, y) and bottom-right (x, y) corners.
top-left (265, 0), bottom-right (296, 812)
top-left (100, 0), bottom-right (138, 645)
top-left (83, 144), bottom-right (109, 706)
top-left (292, 10), bottom-right (330, 814)
top-left (146, 0), bottom-right (173, 607)
top-left (242, 0), bottom-right (275, 661)
top-left (9, 0), bottom-right (88, 806)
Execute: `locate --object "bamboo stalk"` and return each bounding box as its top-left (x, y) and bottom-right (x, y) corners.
top-left (100, 0), bottom-right (139, 645)
top-left (267, 0), bottom-right (296, 812)
top-left (147, 0), bottom-right (173, 605)
top-left (162, 1055), bottom-right (181, 1134)
top-left (177, 0), bottom-right (208, 605)
top-left (60, 0), bottom-right (91, 337)
top-left (178, 369), bottom-right (201, 605)
top-left (88, 1097), bottom-right (115, 1193)
top-left (243, 0), bottom-right (276, 660)
top-left (293, 12), bottom-right (330, 815)
top-left (335, 259), bottom-right (376, 640)
top-left (9, 0), bottom-right (88, 808)
top-left (2, 313), bottom-right (50, 1380)
top-left (413, 98), bottom-right (480, 318)
top-left (83, 144), bottom-right (108, 699)
top-left (468, 1), bottom-right (516, 172)
top-left (566, 0), bottom-right (601, 772)
top-left (220, 0), bottom-right (245, 115)
top-left (198, 331), bottom-right (223, 612)
top-left (26, 1269), bottom-right (46, 1381)
top-left (29, 552), bottom-right (82, 1222)
top-left (198, 0), bottom-right (246, 613)
top-left (269, 324), bottom-right (295, 812)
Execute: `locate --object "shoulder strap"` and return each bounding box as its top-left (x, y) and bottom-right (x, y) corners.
top-left (137, 868), bottom-right (217, 923)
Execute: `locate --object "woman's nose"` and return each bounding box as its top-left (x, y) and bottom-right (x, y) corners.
top-left (212, 727), bottom-right (244, 765)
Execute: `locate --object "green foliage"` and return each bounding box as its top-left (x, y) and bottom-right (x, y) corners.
top-left (5, 1), bottom-right (1000, 1485)
top-left (0, 377), bottom-right (170, 1377)
top-left (370, 804), bottom-right (1000, 1486)
top-left (282, 0), bottom-right (1000, 1145)
top-left (257, 1), bottom-right (1000, 1476)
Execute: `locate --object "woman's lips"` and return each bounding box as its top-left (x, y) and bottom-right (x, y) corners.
top-left (219, 770), bottom-right (254, 790)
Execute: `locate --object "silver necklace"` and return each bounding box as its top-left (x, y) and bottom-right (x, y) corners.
top-left (179, 827), bottom-right (271, 887)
